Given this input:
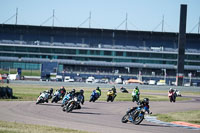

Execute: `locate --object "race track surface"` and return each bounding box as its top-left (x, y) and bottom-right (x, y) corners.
top-left (0, 97), bottom-right (200, 133)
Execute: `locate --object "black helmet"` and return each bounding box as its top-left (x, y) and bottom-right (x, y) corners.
top-left (80, 89), bottom-right (84, 94)
top-left (50, 88), bottom-right (53, 93)
top-left (143, 98), bottom-right (149, 104)
top-left (72, 89), bottom-right (76, 93)
top-left (135, 86), bottom-right (138, 89)
top-left (96, 86), bottom-right (99, 90)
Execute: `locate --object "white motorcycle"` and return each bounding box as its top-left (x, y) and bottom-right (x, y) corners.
top-left (174, 89), bottom-right (182, 97)
top-left (51, 90), bottom-right (63, 103)
top-left (36, 92), bottom-right (49, 104)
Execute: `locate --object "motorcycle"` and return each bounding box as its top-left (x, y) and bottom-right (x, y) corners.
top-left (132, 91), bottom-right (140, 103)
top-left (36, 92), bottom-right (49, 104)
top-left (120, 87), bottom-right (129, 93)
top-left (51, 90), bottom-right (64, 103)
top-left (63, 95), bottom-right (83, 112)
top-left (168, 91), bottom-right (176, 102)
top-left (121, 104), bottom-right (151, 125)
top-left (174, 89), bottom-right (182, 97)
top-left (107, 90), bottom-right (116, 102)
top-left (89, 90), bottom-right (100, 102)
top-left (61, 93), bottom-right (72, 107)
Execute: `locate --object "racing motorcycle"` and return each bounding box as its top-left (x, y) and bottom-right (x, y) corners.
top-left (107, 90), bottom-right (116, 102)
top-left (63, 95), bottom-right (83, 112)
top-left (36, 92), bottom-right (49, 104)
top-left (89, 90), bottom-right (100, 102)
top-left (61, 93), bottom-right (72, 107)
top-left (174, 89), bottom-right (182, 97)
top-left (121, 104), bottom-right (151, 125)
top-left (120, 87), bottom-right (129, 93)
top-left (51, 90), bottom-right (65, 103)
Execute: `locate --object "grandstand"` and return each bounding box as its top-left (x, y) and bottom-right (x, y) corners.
top-left (0, 24), bottom-right (200, 78)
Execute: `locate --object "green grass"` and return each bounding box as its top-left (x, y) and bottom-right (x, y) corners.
top-left (0, 120), bottom-right (89, 133)
top-left (0, 84), bottom-right (192, 102)
top-left (155, 110), bottom-right (200, 124)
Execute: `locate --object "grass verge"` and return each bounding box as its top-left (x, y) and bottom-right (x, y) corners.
top-left (154, 110), bottom-right (200, 124)
top-left (0, 120), bottom-right (88, 133)
top-left (0, 84), bottom-right (192, 102)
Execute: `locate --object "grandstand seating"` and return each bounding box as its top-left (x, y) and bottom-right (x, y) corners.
top-left (0, 24), bottom-right (200, 52)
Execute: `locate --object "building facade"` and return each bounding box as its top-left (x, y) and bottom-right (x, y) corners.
top-left (0, 24), bottom-right (200, 77)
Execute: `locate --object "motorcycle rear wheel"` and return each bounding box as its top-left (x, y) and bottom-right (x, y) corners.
top-left (132, 114), bottom-right (144, 125)
top-left (107, 96), bottom-right (110, 102)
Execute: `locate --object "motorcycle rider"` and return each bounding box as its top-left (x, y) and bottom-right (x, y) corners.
top-left (49, 88), bottom-right (53, 95)
top-left (111, 86), bottom-right (117, 98)
top-left (132, 86), bottom-right (140, 102)
top-left (47, 88), bottom-right (54, 99)
top-left (58, 86), bottom-right (66, 98)
top-left (128, 98), bottom-right (151, 116)
top-left (73, 89), bottom-right (85, 109)
top-left (168, 87), bottom-right (176, 102)
top-left (39, 90), bottom-right (50, 103)
top-left (39, 88), bottom-right (54, 102)
top-left (61, 89), bottom-right (76, 107)
top-left (120, 86), bottom-right (128, 93)
top-left (96, 86), bottom-right (101, 97)
top-left (138, 98), bottom-right (151, 114)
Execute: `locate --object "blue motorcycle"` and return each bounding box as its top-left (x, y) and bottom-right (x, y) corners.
top-left (121, 105), bottom-right (150, 125)
top-left (61, 93), bottom-right (72, 107)
top-left (89, 90), bottom-right (100, 102)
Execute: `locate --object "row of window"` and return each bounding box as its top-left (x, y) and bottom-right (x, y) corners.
top-left (1, 52), bottom-right (200, 66)
top-left (0, 62), bottom-right (63, 71)
top-left (0, 46), bottom-right (200, 65)
top-left (1, 45), bottom-right (200, 60)
top-left (0, 62), bottom-right (40, 70)
top-left (0, 46), bottom-right (195, 60)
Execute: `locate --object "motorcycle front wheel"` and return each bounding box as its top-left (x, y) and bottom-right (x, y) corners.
top-left (89, 97), bottom-right (93, 102)
top-left (121, 114), bottom-right (129, 123)
top-left (66, 102), bottom-right (74, 112)
top-left (106, 96), bottom-right (110, 102)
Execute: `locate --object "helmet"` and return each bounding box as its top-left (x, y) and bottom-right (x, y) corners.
top-left (80, 89), bottom-right (84, 94)
top-left (169, 88), bottom-right (173, 92)
top-left (143, 98), bottom-right (149, 104)
top-left (96, 86), bottom-right (99, 90)
top-left (135, 86), bottom-right (138, 89)
top-left (50, 88), bottom-right (53, 94)
top-left (60, 86), bottom-right (64, 89)
top-left (71, 89), bottom-right (76, 94)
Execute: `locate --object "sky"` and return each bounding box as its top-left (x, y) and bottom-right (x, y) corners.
top-left (0, 0), bottom-right (200, 33)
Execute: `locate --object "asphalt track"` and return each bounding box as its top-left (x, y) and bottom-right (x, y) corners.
top-left (0, 81), bottom-right (200, 133)
top-left (0, 97), bottom-right (200, 133)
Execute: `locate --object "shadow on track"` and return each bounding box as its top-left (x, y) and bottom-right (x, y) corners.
top-left (81, 106), bottom-right (96, 110)
top-left (36, 103), bottom-right (62, 107)
top-left (70, 111), bottom-right (101, 115)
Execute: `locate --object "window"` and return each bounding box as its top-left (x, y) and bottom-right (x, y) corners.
top-left (116, 51), bottom-right (123, 56)
top-left (126, 52), bottom-right (137, 57)
top-left (79, 50), bottom-right (87, 55)
top-left (104, 51), bottom-right (112, 56)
